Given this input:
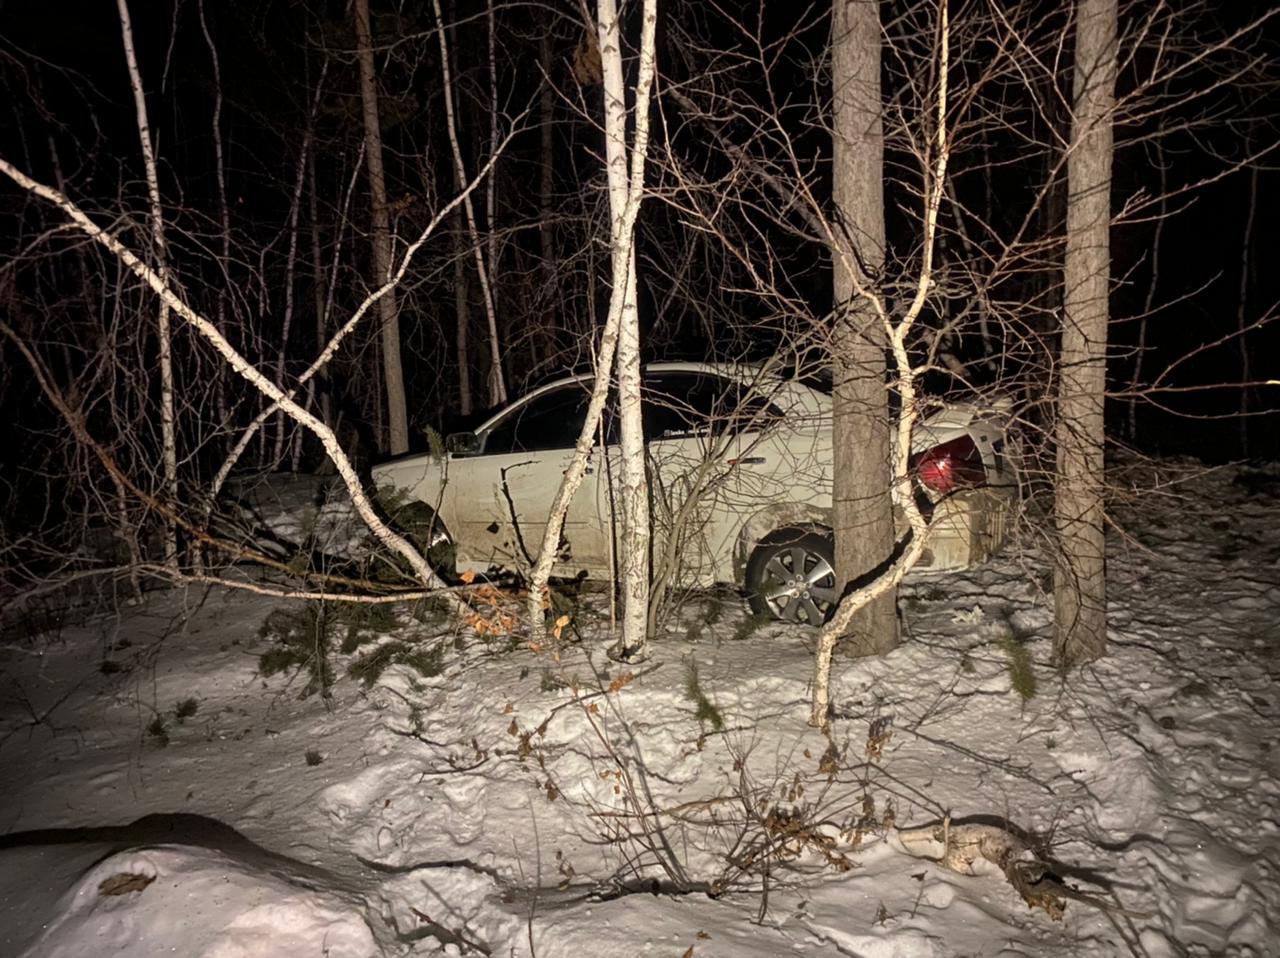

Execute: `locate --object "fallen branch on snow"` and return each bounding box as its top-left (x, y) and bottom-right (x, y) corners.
top-left (894, 817), bottom-right (1152, 921)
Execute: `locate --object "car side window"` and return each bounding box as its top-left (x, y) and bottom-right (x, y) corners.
top-left (481, 386), bottom-right (590, 454)
top-left (643, 374), bottom-right (783, 441)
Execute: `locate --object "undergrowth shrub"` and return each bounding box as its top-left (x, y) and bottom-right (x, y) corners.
top-left (347, 640), bottom-right (445, 687)
top-left (258, 604), bottom-right (334, 700)
top-left (999, 633), bottom-right (1037, 701)
top-left (335, 602), bottom-right (399, 654)
top-left (146, 714), bottom-right (169, 747)
top-left (683, 659), bottom-right (724, 732)
top-left (259, 601), bottom-right (443, 695)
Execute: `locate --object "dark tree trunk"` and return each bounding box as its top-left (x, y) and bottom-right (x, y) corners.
top-left (1054, 0), bottom-right (1116, 666)
top-left (830, 0), bottom-right (897, 657)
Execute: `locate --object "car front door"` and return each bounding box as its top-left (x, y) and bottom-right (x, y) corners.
top-left (444, 382), bottom-right (607, 575)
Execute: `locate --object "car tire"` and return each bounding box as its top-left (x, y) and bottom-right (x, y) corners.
top-left (744, 528), bottom-right (838, 625)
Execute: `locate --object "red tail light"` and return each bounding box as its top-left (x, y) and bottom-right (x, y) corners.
top-left (911, 436), bottom-right (986, 496)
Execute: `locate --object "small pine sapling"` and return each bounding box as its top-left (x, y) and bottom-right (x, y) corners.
top-left (257, 603), bottom-right (335, 701)
top-left (347, 640), bottom-right (444, 687)
top-left (146, 715), bottom-right (170, 748)
top-left (683, 659), bottom-right (724, 732)
top-left (999, 633), bottom-right (1037, 701)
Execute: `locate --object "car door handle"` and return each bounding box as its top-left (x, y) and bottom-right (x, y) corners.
top-left (728, 456), bottom-right (766, 466)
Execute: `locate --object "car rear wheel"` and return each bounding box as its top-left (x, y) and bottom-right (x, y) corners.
top-left (745, 529), bottom-right (838, 625)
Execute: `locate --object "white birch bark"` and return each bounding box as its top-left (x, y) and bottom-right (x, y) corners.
top-left (525, 1), bottom-right (658, 652)
top-left (117, 0), bottom-right (178, 571)
top-left (598, 0), bottom-right (658, 661)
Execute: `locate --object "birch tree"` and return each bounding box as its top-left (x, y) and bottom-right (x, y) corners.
top-left (599, 0), bottom-right (659, 662)
top-left (117, 0), bottom-right (179, 570)
top-left (524, 1), bottom-right (658, 656)
top-left (1054, 0), bottom-right (1116, 666)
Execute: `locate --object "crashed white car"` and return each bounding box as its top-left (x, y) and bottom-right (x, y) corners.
top-left (372, 362), bottom-right (1017, 624)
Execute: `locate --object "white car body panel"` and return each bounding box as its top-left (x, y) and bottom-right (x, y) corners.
top-left (371, 362), bottom-right (1017, 586)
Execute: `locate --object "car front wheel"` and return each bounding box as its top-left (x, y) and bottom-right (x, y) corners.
top-left (745, 529), bottom-right (838, 625)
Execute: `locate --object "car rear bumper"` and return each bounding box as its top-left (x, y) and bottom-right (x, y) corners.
top-left (914, 486), bottom-right (1015, 571)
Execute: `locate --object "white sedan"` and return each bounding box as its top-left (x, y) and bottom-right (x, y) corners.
top-left (372, 362), bottom-right (1018, 624)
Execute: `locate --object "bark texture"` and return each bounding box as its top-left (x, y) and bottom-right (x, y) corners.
top-left (599, 0), bottom-right (658, 660)
top-left (830, 0), bottom-right (897, 657)
top-left (354, 0), bottom-right (410, 455)
top-left (118, 0), bottom-right (179, 569)
top-left (1054, 0), bottom-right (1116, 665)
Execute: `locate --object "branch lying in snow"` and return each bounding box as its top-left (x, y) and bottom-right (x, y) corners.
top-left (0, 158), bottom-right (466, 614)
top-left (894, 818), bottom-right (1152, 921)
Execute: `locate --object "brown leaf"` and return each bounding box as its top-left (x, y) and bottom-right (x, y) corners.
top-left (98, 872), bottom-right (154, 896)
top-left (680, 948), bottom-right (695, 958)
top-left (502, 702), bottom-right (514, 714)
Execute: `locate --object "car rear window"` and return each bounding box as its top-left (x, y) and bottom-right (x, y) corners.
top-left (643, 373), bottom-right (783, 441)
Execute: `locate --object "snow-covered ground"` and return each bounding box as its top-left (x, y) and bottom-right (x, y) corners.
top-left (2, 457), bottom-right (1278, 957)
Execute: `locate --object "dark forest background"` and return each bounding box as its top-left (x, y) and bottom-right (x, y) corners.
top-left (0, 0), bottom-right (1276, 599)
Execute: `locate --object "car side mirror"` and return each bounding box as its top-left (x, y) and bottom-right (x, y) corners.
top-left (445, 431), bottom-right (482, 456)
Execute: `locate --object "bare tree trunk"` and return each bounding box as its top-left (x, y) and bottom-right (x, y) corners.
top-left (307, 150), bottom-right (331, 431)
top-left (1054, 0), bottom-right (1116, 667)
top-left (353, 0), bottom-right (410, 455)
top-left (451, 208), bottom-right (473, 417)
top-left (1236, 162), bottom-right (1258, 456)
top-left (1125, 145), bottom-right (1165, 441)
top-left (811, 0), bottom-right (951, 727)
top-left (538, 27), bottom-right (558, 366)
top-left (432, 0), bottom-right (508, 407)
top-left (197, 0), bottom-right (232, 439)
top-left (117, 0), bottom-right (179, 571)
top-left (522, 0), bottom-right (658, 656)
top-left (272, 63), bottom-right (328, 465)
top-left (599, 0), bottom-right (658, 662)
top-left (272, 131), bottom-right (312, 465)
top-left (829, 0), bottom-right (896, 659)
top-left (484, 0), bottom-right (505, 383)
